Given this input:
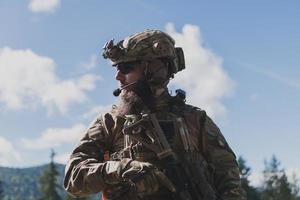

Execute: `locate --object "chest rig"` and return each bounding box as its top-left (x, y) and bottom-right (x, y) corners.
top-left (129, 112), bottom-right (196, 159)
top-left (109, 104), bottom-right (205, 167)
top-left (105, 101), bottom-right (217, 200)
top-left (110, 107), bottom-right (216, 199)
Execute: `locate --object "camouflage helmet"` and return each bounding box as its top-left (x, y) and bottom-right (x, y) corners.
top-left (102, 29), bottom-right (185, 76)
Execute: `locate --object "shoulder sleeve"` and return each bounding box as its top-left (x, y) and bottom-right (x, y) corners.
top-left (63, 113), bottom-right (115, 197)
top-left (205, 116), bottom-right (246, 200)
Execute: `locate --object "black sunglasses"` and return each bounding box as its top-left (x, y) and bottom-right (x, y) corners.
top-left (116, 61), bottom-right (140, 74)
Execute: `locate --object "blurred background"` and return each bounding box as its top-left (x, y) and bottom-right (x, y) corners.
top-left (0, 0), bottom-right (299, 199)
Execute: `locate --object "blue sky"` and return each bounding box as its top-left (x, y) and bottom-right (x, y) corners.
top-left (0, 0), bottom-right (299, 186)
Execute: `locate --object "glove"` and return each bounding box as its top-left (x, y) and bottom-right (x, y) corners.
top-left (103, 158), bottom-right (176, 196)
top-left (102, 158), bottom-right (151, 184)
top-left (127, 168), bottom-right (176, 197)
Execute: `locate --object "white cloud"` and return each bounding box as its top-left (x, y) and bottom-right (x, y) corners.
top-left (165, 23), bottom-right (234, 117)
top-left (82, 54), bottom-right (98, 70)
top-left (286, 167), bottom-right (300, 187)
top-left (77, 74), bottom-right (102, 90)
top-left (55, 152), bottom-right (71, 165)
top-left (29, 0), bottom-right (60, 13)
top-left (0, 47), bottom-right (100, 114)
top-left (21, 123), bottom-right (87, 150)
top-left (83, 104), bottom-right (112, 121)
top-left (249, 171), bottom-right (264, 187)
top-left (0, 137), bottom-right (21, 166)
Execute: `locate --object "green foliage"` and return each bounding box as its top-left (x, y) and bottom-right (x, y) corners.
top-left (0, 178), bottom-right (3, 200)
top-left (261, 155), bottom-right (300, 200)
top-left (291, 175), bottom-right (300, 200)
top-left (38, 149), bottom-right (61, 200)
top-left (238, 156), bottom-right (261, 200)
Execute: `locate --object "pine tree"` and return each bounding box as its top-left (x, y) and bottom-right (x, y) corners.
top-left (261, 155), bottom-right (300, 200)
top-left (39, 149), bottom-right (61, 200)
top-left (0, 178), bottom-right (3, 200)
top-left (290, 174), bottom-right (300, 200)
top-left (238, 156), bottom-right (261, 200)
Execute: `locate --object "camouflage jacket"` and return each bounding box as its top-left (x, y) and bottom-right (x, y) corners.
top-left (64, 103), bottom-right (246, 200)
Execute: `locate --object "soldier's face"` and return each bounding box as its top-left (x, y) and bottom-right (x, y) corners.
top-left (115, 62), bottom-right (144, 89)
top-left (115, 62), bottom-right (144, 115)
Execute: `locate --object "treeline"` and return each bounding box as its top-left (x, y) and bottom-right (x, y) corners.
top-left (0, 153), bottom-right (299, 200)
top-left (238, 155), bottom-right (300, 200)
top-left (0, 150), bottom-right (97, 200)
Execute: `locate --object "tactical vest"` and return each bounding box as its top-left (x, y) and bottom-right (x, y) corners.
top-left (103, 102), bottom-right (216, 200)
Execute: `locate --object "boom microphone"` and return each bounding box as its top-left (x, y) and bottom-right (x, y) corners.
top-left (113, 81), bottom-right (138, 97)
top-left (113, 88), bottom-right (122, 97)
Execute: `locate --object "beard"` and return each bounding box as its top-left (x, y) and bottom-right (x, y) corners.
top-left (116, 90), bottom-right (145, 115)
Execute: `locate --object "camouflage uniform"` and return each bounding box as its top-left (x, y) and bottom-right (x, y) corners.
top-left (64, 30), bottom-right (246, 200)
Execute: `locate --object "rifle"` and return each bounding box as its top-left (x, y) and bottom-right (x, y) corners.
top-left (123, 113), bottom-right (217, 200)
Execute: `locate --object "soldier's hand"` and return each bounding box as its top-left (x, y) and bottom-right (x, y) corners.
top-left (103, 158), bottom-right (151, 185)
top-left (129, 168), bottom-right (176, 197)
top-left (103, 158), bottom-right (175, 196)
top-left (121, 159), bottom-right (176, 196)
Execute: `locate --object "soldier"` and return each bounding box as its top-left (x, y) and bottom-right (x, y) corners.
top-left (64, 29), bottom-right (246, 200)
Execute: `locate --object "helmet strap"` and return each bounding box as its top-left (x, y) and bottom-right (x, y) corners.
top-left (141, 59), bottom-right (170, 97)
top-left (131, 79), bottom-right (155, 109)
